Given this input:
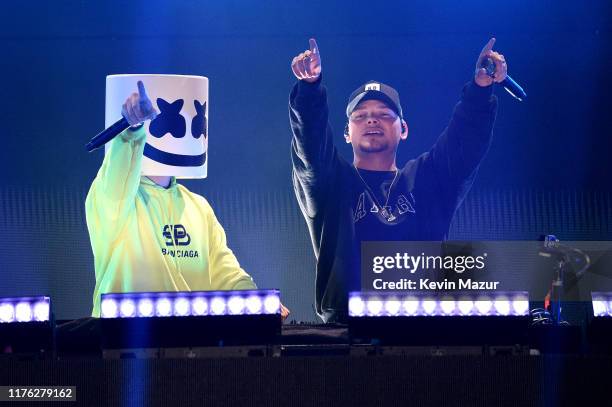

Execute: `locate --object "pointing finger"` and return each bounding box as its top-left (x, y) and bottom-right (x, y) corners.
top-left (309, 38), bottom-right (319, 55)
top-left (479, 38), bottom-right (496, 58)
top-left (137, 80), bottom-right (148, 99)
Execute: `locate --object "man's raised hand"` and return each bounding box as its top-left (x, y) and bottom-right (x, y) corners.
top-left (122, 81), bottom-right (158, 127)
top-left (474, 38), bottom-right (508, 87)
top-left (291, 38), bottom-right (322, 83)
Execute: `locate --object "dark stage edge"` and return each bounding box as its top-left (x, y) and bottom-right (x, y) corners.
top-left (3, 320), bottom-right (611, 406)
top-left (2, 355), bottom-right (612, 407)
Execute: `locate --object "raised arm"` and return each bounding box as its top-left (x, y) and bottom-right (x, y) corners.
top-left (289, 39), bottom-right (337, 218)
top-left (421, 39), bottom-right (506, 204)
top-left (86, 81), bottom-right (158, 237)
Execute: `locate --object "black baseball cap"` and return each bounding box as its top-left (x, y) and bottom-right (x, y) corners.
top-left (346, 80), bottom-right (403, 118)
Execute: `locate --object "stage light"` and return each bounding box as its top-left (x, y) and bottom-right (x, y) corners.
top-left (0, 297), bottom-right (50, 323)
top-left (33, 301), bottom-right (50, 322)
top-left (402, 297), bottom-right (419, 315)
top-left (191, 296), bottom-right (208, 316)
top-left (119, 299), bottom-right (136, 318)
top-left (348, 292), bottom-right (530, 347)
top-left (348, 295), bottom-right (365, 317)
top-left (384, 297), bottom-right (401, 316)
top-left (475, 298), bottom-right (493, 315)
top-left (15, 302), bottom-right (33, 322)
top-left (591, 292), bottom-right (612, 317)
top-left (102, 291), bottom-right (282, 319)
top-left (0, 296), bottom-right (53, 354)
top-left (457, 298), bottom-right (474, 316)
top-left (210, 296), bottom-right (227, 316)
top-left (422, 298), bottom-right (437, 315)
top-left (493, 296), bottom-right (511, 316)
top-left (440, 298), bottom-right (456, 316)
top-left (101, 298), bottom-right (118, 319)
top-left (100, 291), bottom-right (280, 319)
top-left (173, 297), bottom-right (190, 317)
top-left (137, 298), bottom-right (154, 317)
top-left (245, 294), bottom-right (262, 315)
top-left (512, 295), bottom-right (529, 316)
top-left (592, 299), bottom-right (606, 316)
top-left (349, 292), bottom-right (529, 318)
top-left (0, 302), bottom-right (15, 323)
top-left (227, 296), bottom-right (245, 315)
top-left (588, 292), bottom-right (612, 354)
top-left (263, 294), bottom-right (280, 315)
top-left (155, 297), bottom-right (172, 317)
top-left (366, 297), bottom-right (383, 316)
top-left (99, 290), bottom-right (282, 350)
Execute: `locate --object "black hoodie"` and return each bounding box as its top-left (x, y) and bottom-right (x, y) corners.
top-left (289, 77), bottom-right (497, 323)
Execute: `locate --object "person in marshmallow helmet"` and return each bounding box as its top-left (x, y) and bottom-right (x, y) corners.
top-left (289, 38), bottom-right (506, 323)
top-left (86, 81), bottom-right (289, 319)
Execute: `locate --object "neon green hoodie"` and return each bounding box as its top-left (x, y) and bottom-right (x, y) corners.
top-left (85, 127), bottom-right (256, 317)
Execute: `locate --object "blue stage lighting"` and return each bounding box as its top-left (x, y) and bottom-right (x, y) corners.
top-left (0, 296), bottom-right (53, 355)
top-left (99, 290), bottom-right (282, 350)
top-left (0, 296), bottom-right (50, 323)
top-left (348, 291), bottom-right (531, 347)
top-left (592, 292), bottom-right (612, 317)
top-left (348, 291), bottom-right (529, 317)
top-left (100, 290), bottom-right (280, 319)
top-left (588, 292), bottom-right (612, 354)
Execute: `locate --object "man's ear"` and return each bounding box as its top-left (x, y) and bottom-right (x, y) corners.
top-left (344, 122), bottom-right (351, 143)
top-left (400, 119), bottom-right (409, 141)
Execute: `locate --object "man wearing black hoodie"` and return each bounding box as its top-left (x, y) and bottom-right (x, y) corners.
top-left (289, 38), bottom-right (507, 323)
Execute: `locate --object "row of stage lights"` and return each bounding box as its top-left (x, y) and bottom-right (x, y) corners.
top-left (0, 296), bottom-right (51, 323)
top-left (100, 290), bottom-right (281, 319)
top-left (1, 290), bottom-right (612, 354)
top-left (348, 291), bottom-right (530, 317)
top-left (3, 291), bottom-right (612, 323)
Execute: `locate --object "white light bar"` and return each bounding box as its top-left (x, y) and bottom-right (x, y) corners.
top-left (100, 290), bottom-right (280, 319)
top-left (591, 292), bottom-right (612, 317)
top-left (348, 291), bottom-right (529, 317)
top-left (0, 296), bottom-right (51, 323)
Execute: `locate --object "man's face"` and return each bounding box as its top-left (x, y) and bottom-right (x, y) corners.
top-left (346, 100), bottom-right (406, 155)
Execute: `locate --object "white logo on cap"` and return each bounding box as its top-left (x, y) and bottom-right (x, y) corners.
top-left (365, 83), bottom-right (381, 91)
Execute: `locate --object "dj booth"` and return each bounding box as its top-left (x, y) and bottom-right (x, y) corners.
top-left (2, 290), bottom-right (612, 406)
top-left (2, 320), bottom-right (612, 407)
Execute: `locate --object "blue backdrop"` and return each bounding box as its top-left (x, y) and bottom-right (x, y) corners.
top-left (0, 0), bottom-right (610, 321)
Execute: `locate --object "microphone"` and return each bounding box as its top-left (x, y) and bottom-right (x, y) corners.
top-left (482, 57), bottom-right (527, 102)
top-left (85, 117), bottom-right (131, 152)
